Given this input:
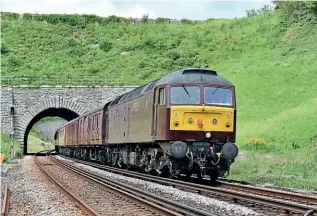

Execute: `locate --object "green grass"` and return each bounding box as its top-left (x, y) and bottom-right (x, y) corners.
top-left (27, 129), bottom-right (55, 153)
top-left (1, 10), bottom-right (317, 189)
top-left (0, 134), bottom-right (22, 160)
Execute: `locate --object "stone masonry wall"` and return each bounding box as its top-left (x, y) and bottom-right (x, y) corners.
top-left (1, 87), bottom-right (13, 134)
top-left (1, 86), bottom-right (136, 146)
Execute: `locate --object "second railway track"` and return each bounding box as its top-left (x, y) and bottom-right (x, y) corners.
top-left (35, 151), bottom-right (218, 216)
top-left (57, 155), bottom-right (317, 216)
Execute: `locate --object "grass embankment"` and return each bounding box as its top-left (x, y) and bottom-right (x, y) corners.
top-left (27, 128), bottom-right (54, 153)
top-left (1, 11), bottom-right (317, 189)
top-left (0, 134), bottom-right (22, 161)
top-left (0, 130), bottom-right (52, 159)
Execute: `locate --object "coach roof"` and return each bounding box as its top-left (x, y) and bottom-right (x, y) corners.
top-left (58, 104), bottom-right (106, 128)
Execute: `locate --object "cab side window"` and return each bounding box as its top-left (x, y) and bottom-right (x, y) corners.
top-left (158, 88), bottom-right (165, 105)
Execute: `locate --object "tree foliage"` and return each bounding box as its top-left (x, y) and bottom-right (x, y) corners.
top-left (273, 0), bottom-right (317, 21)
top-left (155, 17), bottom-right (171, 24)
top-left (246, 5), bottom-right (273, 17)
top-left (141, 14), bottom-right (150, 23)
top-left (180, 19), bottom-right (194, 24)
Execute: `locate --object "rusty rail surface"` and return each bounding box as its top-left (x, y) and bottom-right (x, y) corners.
top-left (59, 156), bottom-right (317, 215)
top-left (50, 155), bottom-right (218, 216)
top-left (34, 151), bottom-right (98, 216)
top-left (1, 185), bottom-right (10, 216)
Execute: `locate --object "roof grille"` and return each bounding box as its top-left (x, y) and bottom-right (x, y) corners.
top-left (182, 68), bottom-right (217, 76)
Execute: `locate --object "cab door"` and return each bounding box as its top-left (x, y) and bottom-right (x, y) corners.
top-left (153, 86), bottom-right (167, 140)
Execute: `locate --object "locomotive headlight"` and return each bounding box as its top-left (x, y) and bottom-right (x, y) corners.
top-left (174, 121), bottom-right (179, 127)
top-left (206, 132), bottom-right (211, 138)
top-left (212, 119), bottom-right (218, 125)
top-left (226, 113), bottom-right (231, 119)
top-left (188, 118), bottom-right (193, 124)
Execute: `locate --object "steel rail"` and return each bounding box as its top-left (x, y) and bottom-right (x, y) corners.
top-left (34, 151), bottom-right (99, 216)
top-left (1, 185), bottom-right (10, 216)
top-left (50, 155), bottom-right (218, 216)
top-left (217, 181), bottom-right (317, 205)
top-left (58, 156), bottom-right (317, 215)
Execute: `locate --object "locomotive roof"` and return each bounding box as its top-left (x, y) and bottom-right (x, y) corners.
top-left (109, 68), bottom-right (234, 106)
top-left (155, 68), bottom-right (234, 86)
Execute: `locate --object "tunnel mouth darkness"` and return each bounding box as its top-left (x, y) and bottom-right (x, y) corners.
top-left (23, 108), bottom-right (79, 154)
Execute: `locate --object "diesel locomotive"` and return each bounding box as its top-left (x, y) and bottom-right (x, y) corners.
top-left (55, 68), bottom-right (238, 181)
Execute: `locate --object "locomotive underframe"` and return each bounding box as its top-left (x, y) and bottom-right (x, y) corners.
top-left (57, 141), bottom-right (234, 181)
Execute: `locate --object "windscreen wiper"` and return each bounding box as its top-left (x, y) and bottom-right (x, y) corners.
top-left (182, 84), bottom-right (191, 97)
top-left (212, 84), bottom-right (220, 95)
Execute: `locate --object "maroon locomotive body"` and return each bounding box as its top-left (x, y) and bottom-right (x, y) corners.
top-left (56, 68), bottom-right (238, 180)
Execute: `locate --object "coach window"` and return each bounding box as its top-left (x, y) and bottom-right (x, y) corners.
top-left (93, 116), bottom-right (96, 130)
top-left (96, 114), bottom-right (99, 130)
top-left (158, 88), bottom-right (165, 105)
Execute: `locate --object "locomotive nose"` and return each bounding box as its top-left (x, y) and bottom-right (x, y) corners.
top-left (221, 142), bottom-right (238, 160)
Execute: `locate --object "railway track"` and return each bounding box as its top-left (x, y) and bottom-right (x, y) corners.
top-left (58, 155), bottom-right (317, 215)
top-left (35, 151), bottom-right (217, 216)
top-left (217, 181), bottom-right (317, 205)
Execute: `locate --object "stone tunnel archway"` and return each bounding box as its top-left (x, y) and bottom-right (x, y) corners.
top-left (15, 96), bottom-right (88, 154)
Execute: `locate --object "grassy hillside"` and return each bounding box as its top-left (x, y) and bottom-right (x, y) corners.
top-left (27, 128), bottom-right (55, 153)
top-left (0, 134), bottom-right (22, 160)
top-left (1, 10), bottom-right (317, 189)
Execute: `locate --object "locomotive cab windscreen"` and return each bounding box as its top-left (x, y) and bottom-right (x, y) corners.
top-left (170, 85), bottom-right (234, 106)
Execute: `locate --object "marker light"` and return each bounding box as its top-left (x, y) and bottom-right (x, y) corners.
top-left (188, 118), bottom-right (193, 124)
top-left (206, 132), bottom-right (211, 138)
top-left (198, 119), bottom-right (203, 127)
top-left (226, 113), bottom-right (231, 119)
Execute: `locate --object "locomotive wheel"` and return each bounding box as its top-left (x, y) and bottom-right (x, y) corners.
top-left (186, 172), bottom-right (192, 179)
top-left (208, 170), bottom-right (219, 182)
top-left (160, 166), bottom-right (171, 178)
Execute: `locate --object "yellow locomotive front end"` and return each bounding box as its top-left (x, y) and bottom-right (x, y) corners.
top-left (170, 105), bottom-right (234, 132)
top-left (162, 83), bottom-right (238, 180)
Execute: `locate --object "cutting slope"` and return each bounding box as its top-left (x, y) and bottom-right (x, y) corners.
top-left (1, 11), bottom-right (317, 189)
